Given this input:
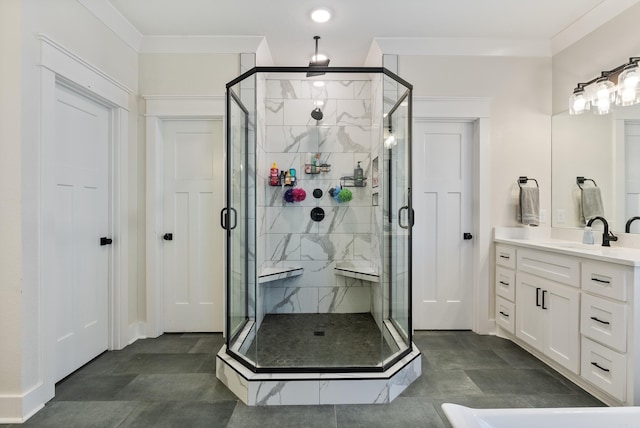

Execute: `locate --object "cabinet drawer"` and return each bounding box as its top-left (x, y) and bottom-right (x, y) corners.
top-left (581, 261), bottom-right (631, 302)
top-left (495, 266), bottom-right (515, 302)
top-left (517, 249), bottom-right (580, 287)
top-left (581, 293), bottom-right (627, 353)
top-left (495, 296), bottom-right (515, 335)
top-left (496, 245), bottom-right (516, 269)
top-left (581, 337), bottom-right (627, 402)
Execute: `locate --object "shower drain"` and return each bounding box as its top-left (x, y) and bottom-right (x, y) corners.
top-left (313, 331), bottom-right (325, 336)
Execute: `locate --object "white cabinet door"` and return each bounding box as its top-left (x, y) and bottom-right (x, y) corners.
top-left (516, 272), bottom-right (580, 374)
top-left (545, 281), bottom-right (580, 373)
top-left (515, 274), bottom-right (544, 352)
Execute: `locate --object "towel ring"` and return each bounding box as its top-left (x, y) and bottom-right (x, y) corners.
top-left (576, 176), bottom-right (598, 190)
top-left (518, 176), bottom-right (539, 188)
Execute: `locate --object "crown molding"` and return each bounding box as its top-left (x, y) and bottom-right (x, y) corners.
top-left (551, 0), bottom-right (640, 55)
top-left (139, 35), bottom-right (266, 54)
top-left (78, 0), bottom-right (142, 52)
top-left (372, 37), bottom-right (551, 58)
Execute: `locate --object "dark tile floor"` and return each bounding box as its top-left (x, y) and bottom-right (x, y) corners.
top-left (4, 331), bottom-right (604, 428)
top-left (245, 313), bottom-right (395, 368)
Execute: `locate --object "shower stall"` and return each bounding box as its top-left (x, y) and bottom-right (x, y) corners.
top-left (217, 66), bottom-right (421, 405)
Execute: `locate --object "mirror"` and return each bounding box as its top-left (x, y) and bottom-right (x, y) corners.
top-left (551, 105), bottom-right (640, 232)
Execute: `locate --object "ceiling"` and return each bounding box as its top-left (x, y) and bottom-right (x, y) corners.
top-left (107, 0), bottom-right (637, 65)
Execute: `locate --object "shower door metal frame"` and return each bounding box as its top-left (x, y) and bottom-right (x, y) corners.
top-left (223, 66), bottom-right (414, 374)
top-left (223, 87), bottom-right (251, 346)
top-left (385, 88), bottom-right (414, 348)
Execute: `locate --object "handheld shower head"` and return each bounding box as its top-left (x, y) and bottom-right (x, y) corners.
top-left (311, 107), bottom-right (323, 120)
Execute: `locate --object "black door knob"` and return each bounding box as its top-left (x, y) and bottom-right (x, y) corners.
top-left (100, 237), bottom-right (113, 246)
top-left (163, 233), bottom-right (173, 241)
top-left (463, 233), bottom-right (473, 240)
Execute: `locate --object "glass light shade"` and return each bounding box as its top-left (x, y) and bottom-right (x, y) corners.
top-left (569, 89), bottom-right (588, 115)
top-left (593, 78), bottom-right (615, 115)
top-left (617, 64), bottom-right (640, 106)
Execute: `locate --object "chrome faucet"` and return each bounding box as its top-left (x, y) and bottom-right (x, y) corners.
top-left (625, 216), bottom-right (640, 233)
top-left (587, 216), bottom-right (618, 247)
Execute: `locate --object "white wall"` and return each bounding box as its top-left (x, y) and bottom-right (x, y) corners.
top-left (398, 55), bottom-right (552, 229)
top-left (0, 0), bottom-right (140, 421)
top-left (0, 0), bottom-right (24, 419)
top-left (139, 53), bottom-right (239, 95)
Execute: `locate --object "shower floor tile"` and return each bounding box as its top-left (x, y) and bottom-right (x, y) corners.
top-left (244, 313), bottom-right (396, 368)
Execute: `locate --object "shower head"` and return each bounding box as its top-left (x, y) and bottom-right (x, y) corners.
top-left (307, 36), bottom-right (330, 77)
top-left (311, 107), bottom-right (323, 121)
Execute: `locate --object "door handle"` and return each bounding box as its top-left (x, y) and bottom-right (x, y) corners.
top-left (541, 290), bottom-right (548, 310)
top-left (100, 237), bottom-right (112, 246)
top-left (535, 287), bottom-right (541, 307)
top-left (463, 233), bottom-right (473, 240)
top-left (398, 206), bottom-right (409, 229)
top-left (163, 233), bottom-right (173, 241)
top-left (220, 208), bottom-right (238, 231)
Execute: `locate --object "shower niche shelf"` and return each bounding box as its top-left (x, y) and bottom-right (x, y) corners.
top-left (258, 266), bottom-right (303, 284)
top-left (334, 266), bottom-right (380, 283)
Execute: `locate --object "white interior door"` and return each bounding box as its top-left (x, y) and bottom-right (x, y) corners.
top-left (54, 83), bottom-right (110, 381)
top-left (412, 121), bottom-right (473, 329)
top-left (162, 119), bottom-right (224, 332)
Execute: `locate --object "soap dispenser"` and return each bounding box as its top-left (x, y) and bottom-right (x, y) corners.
top-left (582, 226), bottom-right (595, 245)
top-left (354, 161), bottom-right (364, 187)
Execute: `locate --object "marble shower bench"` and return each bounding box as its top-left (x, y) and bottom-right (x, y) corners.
top-left (258, 267), bottom-right (304, 284)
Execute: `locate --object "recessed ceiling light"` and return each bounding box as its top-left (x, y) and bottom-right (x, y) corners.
top-left (311, 8), bottom-right (331, 23)
top-left (313, 81), bottom-right (325, 87)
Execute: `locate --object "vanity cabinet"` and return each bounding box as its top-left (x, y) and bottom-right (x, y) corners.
top-left (494, 238), bottom-right (640, 406)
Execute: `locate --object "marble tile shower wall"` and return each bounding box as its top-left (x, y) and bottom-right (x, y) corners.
top-left (257, 78), bottom-right (377, 316)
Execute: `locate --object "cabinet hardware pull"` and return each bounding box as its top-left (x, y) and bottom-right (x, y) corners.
top-left (591, 362), bottom-right (610, 372)
top-left (499, 281), bottom-right (509, 286)
top-left (499, 255), bottom-right (510, 260)
top-left (542, 290), bottom-right (548, 310)
top-left (499, 311), bottom-right (509, 317)
top-left (591, 277), bottom-right (611, 284)
top-left (535, 287), bottom-right (541, 307)
top-left (590, 316), bottom-right (610, 325)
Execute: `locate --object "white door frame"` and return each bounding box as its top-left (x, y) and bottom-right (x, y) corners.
top-left (38, 35), bottom-right (130, 407)
top-left (413, 97), bottom-right (492, 334)
top-left (144, 96), bottom-right (225, 337)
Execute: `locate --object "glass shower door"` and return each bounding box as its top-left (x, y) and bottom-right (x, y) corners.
top-left (387, 88), bottom-right (412, 347)
top-left (225, 88), bottom-right (249, 344)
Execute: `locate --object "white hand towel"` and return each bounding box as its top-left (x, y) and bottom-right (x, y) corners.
top-left (518, 187), bottom-right (539, 226)
top-left (580, 187), bottom-right (604, 224)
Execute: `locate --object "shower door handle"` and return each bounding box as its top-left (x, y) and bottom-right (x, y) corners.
top-left (398, 206), bottom-right (410, 229)
top-left (220, 207), bottom-right (238, 231)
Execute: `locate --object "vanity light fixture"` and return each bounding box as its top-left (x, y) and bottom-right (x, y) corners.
top-left (311, 7), bottom-right (331, 23)
top-left (594, 73), bottom-right (616, 115)
top-left (617, 62), bottom-right (640, 106)
top-left (569, 56), bottom-right (640, 115)
top-left (569, 84), bottom-right (589, 115)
